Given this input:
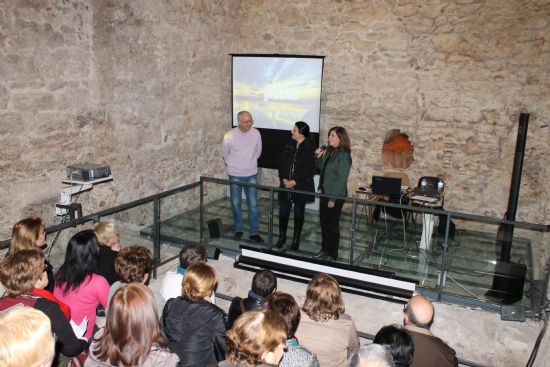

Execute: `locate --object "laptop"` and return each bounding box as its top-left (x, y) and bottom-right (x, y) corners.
top-left (371, 176), bottom-right (402, 196)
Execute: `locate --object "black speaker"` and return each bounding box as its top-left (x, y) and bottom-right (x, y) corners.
top-left (486, 262), bottom-right (527, 304)
top-left (207, 218), bottom-right (223, 238)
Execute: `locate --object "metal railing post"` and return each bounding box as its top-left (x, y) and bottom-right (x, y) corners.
top-left (350, 198), bottom-right (357, 265)
top-left (199, 177), bottom-right (204, 244)
top-left (268, 188), bottom-right (274, 248)
top-left (437, 213), bottom-right (452, 301)
top-left (152, 196), bottom-right (161, 279)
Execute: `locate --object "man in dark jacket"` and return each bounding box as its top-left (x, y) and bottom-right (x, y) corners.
top-left (227, 269), bottom-right (277, 329)
top-left (403, 295), bottom-right (458, 367)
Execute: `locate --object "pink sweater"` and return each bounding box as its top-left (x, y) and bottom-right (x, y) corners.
top-left (54, 273), bottom-right (109, 338)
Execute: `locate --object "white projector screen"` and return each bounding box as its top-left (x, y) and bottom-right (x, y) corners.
top-left (232, 55), bottom-right (323, 132)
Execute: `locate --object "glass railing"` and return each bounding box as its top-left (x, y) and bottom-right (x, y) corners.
top-left (1, 177), bottom-right (547, 313)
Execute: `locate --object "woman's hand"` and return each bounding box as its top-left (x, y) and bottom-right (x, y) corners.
top-left (328, 200), bottom-right (335, 208)
top-left (314, 147), bottom-right (325, 158)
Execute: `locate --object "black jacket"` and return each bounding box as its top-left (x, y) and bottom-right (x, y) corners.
top-left (162, 297), bottom-right (227, 367)
top-left (226, 296), bottom-right (263, 329)
top-left (278, 138), bottom-right (316, 203)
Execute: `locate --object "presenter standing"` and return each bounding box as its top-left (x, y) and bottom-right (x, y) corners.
top-left (313, 126), bottom-right (352, 261)
top-left (223, 111), bottom-right (264, 242)
top-left (276, 121), bottom-right (316, 250)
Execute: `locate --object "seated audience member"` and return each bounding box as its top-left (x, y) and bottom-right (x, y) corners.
top-left (0, 249), bottom-right (87, 362)
top-left (161, 262), bottom-right (227, 367)
top-left (403, 295), bottom-right (458, 367)
top-left (107, 245), bottom-right (165, 315)
top-left (93, 222), bottom-right (121, 285)
top-left (9, 216), bottom-right (55, 292)
top-left (160, 243), bottom-right (208, 301)
top-left (0, 306), bottom-right (56, 367)
top-left (348, 344), bottom-right (396, 367)
top-left (263, 291), bottom-right (320, 367)
top-left (373, 325), bottom-right (414, 367)
top-left (295, 273), bottom-right (360, 367)
top-left (54, 230), bottom-right (110, 339)
top-left (227, 269), bottom-right (277, 329)
top-left (86, 283), bottom-right (179, 367)
top-left (217, 309), bottom-right (288, 367)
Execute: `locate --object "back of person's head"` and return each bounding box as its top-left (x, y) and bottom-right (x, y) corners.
top-left (263, 291), bottom-right (301, 338)
top-left (55, 229), bottom-right (99, 294)
top-left (0, 306), bottom-right (55, 367)
top-left (182, 262), bottom-right (217, 302)
top-left (348, 344), bottom-right (396, 367)
top-left (404, 295), bottom-right (434, 329)
top-left (94, 222), bottom-right (117, 246)
top-left (93, 283), bottom-right (167, 367)
top-left (114, 245), bottom-right (152, 284)
top-left (303, 273), bottom-right (345, 322)
top-left (251, 269), bottom-right (277, 298)
top-left (373, 325), bottom-right (414, 367)
top-left (9, 217), bottom-right (44, 253)
top-left (0, 249), bottom-right (44, 296)
top-left (178, 243), bottom-right (207, 269)
top-left (295, 121), bottom-right (310, 138)
top-left (226, 309), bottom-right (288, 366)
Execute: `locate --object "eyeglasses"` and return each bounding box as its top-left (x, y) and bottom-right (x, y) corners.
top-left (238, 119), bottom-right (254, 125)
top-left (403, 304), bottom-right (409, 313)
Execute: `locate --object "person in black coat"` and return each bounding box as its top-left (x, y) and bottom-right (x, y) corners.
top-left (276, 121), bottom-right (316, 250)
top-left (161, 262), bottom-right (227, 367)
top-left (226, 269), bottom-right (277, 329)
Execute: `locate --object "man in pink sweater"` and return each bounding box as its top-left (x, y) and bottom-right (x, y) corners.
top-left (222, 111), bottom-right (263, 242)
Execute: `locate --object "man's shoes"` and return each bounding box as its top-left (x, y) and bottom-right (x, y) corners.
top-left (249, 234), bottom-right (264, 243)
top-left (313, 250), bottom-right (326, 259)
top-left (234, 232), bottom-right (243, 240)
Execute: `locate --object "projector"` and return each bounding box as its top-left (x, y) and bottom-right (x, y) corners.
top-left (66, 163), bottom-right (111, 181)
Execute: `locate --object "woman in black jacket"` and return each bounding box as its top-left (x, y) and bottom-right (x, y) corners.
top-left (276, 121), bottom-right (316, 250)
top-left (161, 262), bottom-right (227, 367)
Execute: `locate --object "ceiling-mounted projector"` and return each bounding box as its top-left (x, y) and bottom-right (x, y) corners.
top-left (66, 163), bottom-right (111, 181)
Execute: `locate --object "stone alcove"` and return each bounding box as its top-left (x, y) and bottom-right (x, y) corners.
top-left (381, 130), bottom-right (414, 169)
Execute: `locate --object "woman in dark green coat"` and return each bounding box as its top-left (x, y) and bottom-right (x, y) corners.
top-left (313, 126), bottom-right (352, 261)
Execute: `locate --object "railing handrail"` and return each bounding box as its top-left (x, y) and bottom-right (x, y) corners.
top-left (202, 176), bottom-right (550, 232)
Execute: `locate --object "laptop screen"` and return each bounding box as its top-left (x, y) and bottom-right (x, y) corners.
top-left (371, 176), bottom-right (402, 196)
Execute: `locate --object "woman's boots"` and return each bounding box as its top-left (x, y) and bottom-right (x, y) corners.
top-left (275, 218), bottom-right (288, 248)
top-left (289, 218), bottom-right (304, 250)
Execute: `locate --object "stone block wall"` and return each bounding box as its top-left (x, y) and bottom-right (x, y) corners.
top-left (0, 0), bottom-right (548, 257)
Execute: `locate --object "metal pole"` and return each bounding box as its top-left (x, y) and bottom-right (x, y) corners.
top-left (437, 213), bottom-right (452, 301)
top-left (152, 196), bottom-right (161, 279)
top-left (350, 198), bottom-right (357, 265)
top-left (199, 177), bottom-right (204, 244)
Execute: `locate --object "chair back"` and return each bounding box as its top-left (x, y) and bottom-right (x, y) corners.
top-left (417, 176), bottom-right (444, 193)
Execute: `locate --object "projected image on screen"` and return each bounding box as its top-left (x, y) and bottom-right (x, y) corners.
top-left (232, 56), bottom-right (323, 133)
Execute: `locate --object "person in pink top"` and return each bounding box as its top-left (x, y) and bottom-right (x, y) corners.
top-left (54, 230), bottom-right (109, 339)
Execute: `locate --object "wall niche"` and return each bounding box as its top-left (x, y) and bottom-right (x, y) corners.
top-left (382, 130), bottom-right (414, 169)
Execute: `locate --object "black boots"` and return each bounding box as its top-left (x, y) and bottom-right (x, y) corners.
top-left (289, 218), bottom-right (304, 250)
top-left (275, 218), bottom-right (288, 248)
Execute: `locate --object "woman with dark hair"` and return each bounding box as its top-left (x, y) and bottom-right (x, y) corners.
top-left (161, 262), bottom-right (227, 367)
top-left (313, 126), bottom-right (352, 261)
top-left (295, 273), bottom-right (359, 367)
top-left (54, 229), bottom-right (110, 339)
top-left (276, 121), bottom-right (316, 250)
top-left (86, 283), bottom-right (179, 367)
top-left (0, 249), bottom-right (87, 362)
top-left (373, 325), bottom-right (414, 367)
top-left (217, 309), bottom-right (288, 367)
top-left (263, 292), bottom-right (320, 367)
top-left (9, 216), bottom-right (55, 292)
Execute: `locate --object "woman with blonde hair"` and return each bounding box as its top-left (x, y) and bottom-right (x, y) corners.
top-left (218, 309), bottom-right (288, 367)
top-left (0, 306), bottom-right (55, 367)
top-left (161, 262), bottom-right (227, 367)
top-left (94, 222), bottom-right (121, 285)
top-left (85, 283), bottom-right (179, 367)
top-left (9, 216), bottom-right (54, 291)
top-left (294, 273), bottom-right (360, 367)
